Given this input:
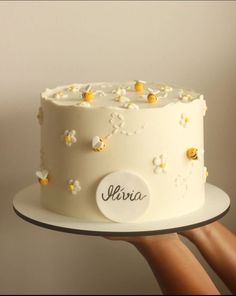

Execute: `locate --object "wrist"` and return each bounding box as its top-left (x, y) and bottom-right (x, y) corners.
top-left (132, 233), bottom-right (181, 251)
top-left (180, 222), bottom-right (217, 244)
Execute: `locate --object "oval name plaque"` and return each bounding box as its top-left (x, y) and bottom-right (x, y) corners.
top-left (96, 170), bottom-right (151, 223)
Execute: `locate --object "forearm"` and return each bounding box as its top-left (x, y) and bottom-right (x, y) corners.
top-left (183, 222), bottom-right (236, 294)
top-left (133, 235), bottom-right (219, 295)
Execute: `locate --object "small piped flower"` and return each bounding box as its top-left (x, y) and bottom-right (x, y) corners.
top-left (67, 85), bottom-right (79, 93)
top-left (134, 80), bottom-right (146, 92)
top-left (36, 169), bottom-right (49, 186)
top-left (92, 136), bottom-right (106, 152)
top-left (78, 101), bottom-right (91, 108)
top-left (63, 130), bottom-right (77, 147)
top-left (159, 84), bottom-right (173, 92)
top-left (180, 113), bottom-right (190, 128)
top-left (112, 87), bottom-right (126, 96)
top-left (118, 96), bottom-right (130, 103)
top-left (53, 91), bottom-right (68, 99)
top-left (95, 90), bottom-right (106, 96)
top-left (147, 88), bottom-right (159, 104)
top-left (122, 102), bottom-right (139, 110)
top-left (186, 148), bottom-right (198, 160)
top-left (68, 179), bottom-right (81, 195)
top-left (82, 85), bottom-right (94, 102)
top-left (203, 166), bottom-right (209, 182)
top-left (179, 90), bottom-right (193, 102)
top-left (153, 154), bottom-right (168, 174)
top-left (112, 87), bottom-right (130, 103)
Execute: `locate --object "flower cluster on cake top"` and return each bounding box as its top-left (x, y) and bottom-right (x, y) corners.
top-left (41, 81), bottom-right (205, 110)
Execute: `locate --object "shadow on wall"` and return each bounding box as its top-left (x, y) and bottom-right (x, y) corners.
top-left (0, 100), bottom-right (39, 187)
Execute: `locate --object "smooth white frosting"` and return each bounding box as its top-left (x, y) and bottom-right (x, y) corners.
top-left (38, 81), bottom-right (206, 223)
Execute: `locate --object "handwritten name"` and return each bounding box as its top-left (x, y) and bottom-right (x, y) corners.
top-left (101, 185), bottom-right (147, 201)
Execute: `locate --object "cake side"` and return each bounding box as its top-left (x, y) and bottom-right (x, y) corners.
top-left (36, 82), bottom-right (207, 223)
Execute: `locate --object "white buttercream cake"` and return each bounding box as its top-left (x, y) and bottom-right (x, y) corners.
top-left (36, 81), bottom-right (208, 223)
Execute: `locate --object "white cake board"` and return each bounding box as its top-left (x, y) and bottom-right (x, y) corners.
top-left (13, 183), bottom-right (230, 236)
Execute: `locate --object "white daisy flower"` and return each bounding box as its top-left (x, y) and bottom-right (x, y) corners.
top-left (179, 113), bottom-right (190, 128)
top-left (53, 91), bottom-right (68, 99)
top-left (153, 154), bottom-right (168, 174)
top-left (122, 102), bottom-right (139, 110)
top-left (154, 84), bottom-right (173, 99)
top-left (158, 84), bottom-right (173, 93)
top-left (112, 87), bottom-right (130, 103)
top-left (77, 101), bottom-right (91, 108)
top-left (68, 179), bottom-right (81, 195)
top-left (117, 96), bottom-right (130, 103)
top-left (67, 85), bottom-right (79, 93)
top-left (63, 130), bottom-right (77, 147)
top-left (178, 90), bottom-right (193, 102)
top-left (94, 90), bottom-right (106, 96)
top-left (147, 88), bottom-right (160, 95)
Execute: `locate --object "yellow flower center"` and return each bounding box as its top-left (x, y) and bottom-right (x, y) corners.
top-left (160, 162), bottom-right (166, 169)
top-left (69, 184), bottom-right (75, 192)
top-left (205, 170), bottom-right (209, 177)
top-left (185, 117), bottom-right (190, 123)
top-left (64, 134), bottom-right (72, 143)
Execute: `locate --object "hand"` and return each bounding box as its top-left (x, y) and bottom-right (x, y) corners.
top-left (179, 221), bottom-right (236, 294)
top-left (104, 232), bottom-right (220, 295)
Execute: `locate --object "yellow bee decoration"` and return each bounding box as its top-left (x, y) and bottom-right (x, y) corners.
top-left (36, 170), bottom-right (49, 186)
top-left (92, 136), bottom-right (106, 152)
top-left (186, 148), bottom-right (198, 160)
top-left (147, 88), bottom-right (159, 104)
top-left (134, 80), bottom-right (146, 92)
top-left (82, 85), bottom-right (94, 102)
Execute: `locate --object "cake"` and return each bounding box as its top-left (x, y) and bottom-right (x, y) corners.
top-left (36, 81), bottom-right (208, 223)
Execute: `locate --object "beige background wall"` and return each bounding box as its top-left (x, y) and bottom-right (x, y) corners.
top-left (0, 1), bottom-right (235, 294)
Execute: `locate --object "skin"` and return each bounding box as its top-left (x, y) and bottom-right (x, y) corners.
top-left (106, 233), bottom-right (220, 295)
top-left (180, 222), bottom-right (236, 294)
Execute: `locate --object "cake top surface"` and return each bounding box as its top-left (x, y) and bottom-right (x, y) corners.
top-left (41, 81), bottom-right (204, 110)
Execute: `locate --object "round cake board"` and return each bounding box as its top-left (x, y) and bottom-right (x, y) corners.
top-left (13, 183), bottom-right (230, 237)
